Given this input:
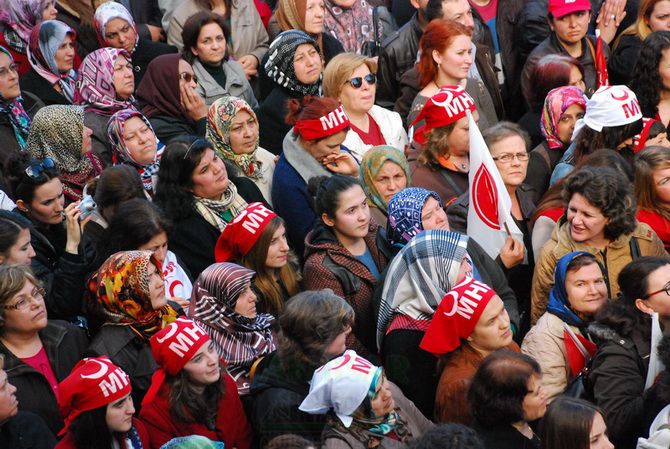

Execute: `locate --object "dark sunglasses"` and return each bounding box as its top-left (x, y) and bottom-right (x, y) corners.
top-left (25, 158), bottom-right (56, 179)
top-left (345, 73), bottom-right (376, 89)
top-left (179, 72), bottom-right (199, 84)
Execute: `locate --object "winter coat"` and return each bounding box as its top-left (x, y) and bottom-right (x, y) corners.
top-left (524, 141), bottom-right (565, 202)
top-left (610, 35), bottom-right (642, 86)
top-left (192, 59), bottom-right (258, 108)
top-left (20, 70), bottom-right (71, 106)
top-left (342, 106), bottom-right (407, 163)
top-left (637, 209), bottom-right (670, 251)
top-left (472, 421), bottom-right (540, 449)
top-left (123, 0), bottom-right (163, 42)
top-left (257, 85), bottom-right (302, 156)
top-left (131, 38), bottom-right (178, 86)
top-left (84, 111), bottom-right (115, 167)
top-left (0, 411), bottom-right (56, 449)
top-left (55, 418), bottom-right (149, 449)
top-left (407, 147), bottom-right (468, 208)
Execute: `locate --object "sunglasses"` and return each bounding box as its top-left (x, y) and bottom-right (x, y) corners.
top-left (179, 72), bottom-right (199, 84)
top-left (345, 73), bottom-right (376, 89)
top-left (25, 158), bottom-right (56, 179)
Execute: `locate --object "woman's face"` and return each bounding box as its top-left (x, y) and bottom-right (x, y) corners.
top-left (522, 374), bottom-right (547, 422)
top-left (228, 110), bottom-right (259, 155)
top-left (112, 54), bottom-right (135, 100)
top-left (233, 282), bottom-right (258, 318)
top-left (653, 166), bottom-right (670, 205)
top-left (339, 64), bottom-right (376, 115)
top-left (566, 193), bottom-right (609, 246)
top-left (589, 412), bottom-right (614, 449)
top-left (2, 281), bottom-right (48, 336)
top-left (82, 126), bottom-right (93, 155)
top-left (293, 43), bottom-right (322, 85)
top-left (178, 59), bottom-right (198, 91)
top-left (565, 263), bottom-right (608, 316)
top-left (556, 104), bottom-right (585, 145)
top-left (372, 161), bottom-right (407, 205)
top-left (0, 52), bottom-right (20, 101)
top-left (122, 116), bottom-right (157, 165)
top-left (192, 22), bottom-right (226, 66)
top-left (433, 35), bottom-right (473, 82)
top-left (446, 115), bottom-right (473, 157)
top-left (568, 65), bottom-right (586, 92)
top-left (302, 130), bottom-right (347, 163)
top-left (0, 228), bottom-right (35, 266)
top-left (183, 340), bottom-right (221, 386)
top-left (146, 262), bottom-right (167, 310)
top-left (647, 0), bottom-right (670, 32)
top-left (638, 263), bottom-right (670, 320)
top-left (421, 196), bottom-right (450, 231)
top-left (324, 325), bottom-right (351, 359)
top-left (265, 224), bottom-right (290, 269)
top-left (659, 48), bottom-right (670, 92)
top-left (304, 0), bottom-right (326, 34)
top-left (105, 394), bottom-right (134, 433)
top-left (28, 178), bottom-right (65, 225)
top-left (190, 149), bottom-right (229, 199)
top-left (490, 135), bottom-right (528, 188)
top-left (42, 2), bottom-right (57, 20)
top-left (324, 185), bottom-right (371, 242)
top-left (138, 231), bottom-right (169, 266)
top-left (54, 35), bottom-right (75, 73)
top-left (105, 18), bottom-right (137, 54)
top-left (466, 295), bottom-right (513, 353)
top-left (550, 11), bottom-right (591, 47)
top-left (370, 375), bottom-right (395, 417)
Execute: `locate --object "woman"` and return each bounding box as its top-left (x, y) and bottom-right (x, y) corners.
top-left (21, 19), bottom-right (77, 106)
top-left (154, 139), bottom-right (265, 278)
top-left (139, 316), bottom-right (253, 449)
top-left (0, 265), bottom-right (87, 436)
top-left (539, 397), bottom-right (614, 449)
top-left (323, 52), bottom-right (407, 162)
top-left (421, 278), bottom-right (518, 425)
top-left (522, 252), bottom-right (608, 401)
top-left (87, 250), bottom-right (179, 405)
top-left (207, 96), bottom-right (275, 205)
top-left (107, 108), bottom-right (163, 196)
top-left (215, 202), bottom-right (301, 318)
top-left (181, 12), bottom-right (257, 108)
top-left (531, 166), bottom-right (667, 324)
top-left (323, 0), bottom-right (379, 54)
top-left (299, 350), bottom-right (434, 448)
top-left (359, 146), bottom-right (411, 228)
top-left (303, 175), bottom-right (390, 360)
top-left (189, 262), bottom-right (276, 395)
top-left (257, 30), bottom-right (324, 156)
top-left (26, 104), bottom-right (103, 202)
top-left (249, 290), bottom-right (355, 446)
top-left (408, 20), bottom-right (496, 130)
top-left (55, 356), bottom-right (150, 449)
top-left (636, 145), bottom-right (670, 250)
top-left (631, 32), bottom-right (670, 127)
top-left (137, 54), bottom-right (210, 144)
top-left (272, 96), bottom-right (358, 257)
top-left (0, 210), bottom-right (35, 265)
top-left (468, 351), bottom-right (546, 449)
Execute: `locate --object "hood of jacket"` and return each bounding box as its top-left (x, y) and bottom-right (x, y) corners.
top-left (303, 219), bottom-right (382, 265)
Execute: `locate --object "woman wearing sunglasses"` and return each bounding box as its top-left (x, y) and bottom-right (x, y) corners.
top-left (323, 53), bottom-right (407, 163)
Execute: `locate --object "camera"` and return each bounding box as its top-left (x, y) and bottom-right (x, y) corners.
top-left (78, 195), bottom-right (97, 220)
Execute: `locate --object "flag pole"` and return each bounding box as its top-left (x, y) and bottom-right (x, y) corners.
top-left (503, 222), bottom-right (512, 237)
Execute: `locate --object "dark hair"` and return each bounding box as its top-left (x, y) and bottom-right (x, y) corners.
top-left (285, 96), bottom-right (347, 142)
top-left (539, 397), bottom-right (604, 449)
top-left (527, 54), bottom-right (584, 110)
top-left (468, 351), bottom-right (542, 427)
top-left (630, 31), bottom-right (670, 118)
top-left (181, 11), bottom-right (230, 65)
top-left (0, 211), bottom-right (31, 258)
top-left (167, 360), bottom-right (225, 426)
top-left (9, 157), bottom-right (60, 205)
top-left (265, 434), bottom-right (317, 449)
top-left (90, 165), bottom-right (146, 223)
top-left (310, 175), bottom-right (363, 219)
top-left (69, 405), bottom-right (115, 449)
top-left (571, 120), bottom-right (644, 165)
top-left (566, 253), bottom-right (600, 274)
top-left (562, 166), bottom-right (637, 240)
top-left (407, 423), bottom-right (484, 449)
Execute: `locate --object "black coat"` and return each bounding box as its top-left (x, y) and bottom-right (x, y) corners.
top-left (132, 38), bottom-right (178, 85)
top-left (20, 71), bottom-right (71, 106)
top-left (257, 86), bottom-right (302, 156)
top-left (0, 411), bottom-right (56, 449)
top-left (609, 34), bottom-right (642, 86)
top-left (148, 115), bottom-right (207, 146)
top-left (124, 0), bottom-right (164, 41)
top-left (472, 421), bottom-right (540, 449)
top-left (524, 141), bottom-right (566, 202)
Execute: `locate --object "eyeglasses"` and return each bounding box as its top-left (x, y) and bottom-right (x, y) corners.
top-left (3, 287), bottom-right (46, 311)
top-left (0, 63), bottom-right (18, 78)
top-left (25, 158), bottom-right (56, 179)
top-left (491, 152), bottom-right (530, 164)
top-left (179, 72), bottom-right (199, 84)
top-left (643, 282), bottom-right (670, 299)
top-left (344, 73), bottom-right (376, 89)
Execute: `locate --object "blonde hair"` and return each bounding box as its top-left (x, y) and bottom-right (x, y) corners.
top-left (615, 0), bottom-right (663, 47)
top-left (635, 145), bottom-right (670, 221)
top-left (323, 52), bottom-right (378, 99)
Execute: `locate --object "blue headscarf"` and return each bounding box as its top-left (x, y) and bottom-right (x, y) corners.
top-left (546, 251), bottom-right (596, 327)
top-left (387, 187), bottom-right (442, 247)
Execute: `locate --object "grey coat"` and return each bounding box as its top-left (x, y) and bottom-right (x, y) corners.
top-left (193, 59), bottom-right (258, 108)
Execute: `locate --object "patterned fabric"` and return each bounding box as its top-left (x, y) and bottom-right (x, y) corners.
top-left (93, 2), bottom-right (139, 51)
top-left (386, 187), bottom-right (442, 247)
top-left (206, 97), bottom-right (263, 180)
top-left (546, 251), bottom-right (592, 327)
top-left (190, 262), bottom-right (275, 394)
top-left (91, 250), bottom-right (178, 340)
top-left (193, 182), bottom-right (248, 232)
top-left (541, 86), bottom-right (588, 150)
top-left (27, 20), bottom-right (77, 103)
top-left (265, 30), bottom-right (322, 97)
top-left (160, 436), bottom-right (225, 449)
top-left (0, 46), bottom-right (31, 150)
top-left (74, 47), bottom-right (135, 115)
top-left (137, 54), bottom-right (188, 121)
top-left (25, 105), bottom-right (103, 201)
top-left (376, 230), bottom-right (469, 350)
top-left (324, 0), bottom-right (374, 53)
top-left (0, 0), bottom-right (52, 53)
top-left (107, 108), bottom-right (163, 193)
top-left (360, 146), bottom-right (411, 214)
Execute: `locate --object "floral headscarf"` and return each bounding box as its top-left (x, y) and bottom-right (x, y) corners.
top-left (27, 20), bottom-right (77, 103)
top-left (93, 2), bottom-right (139, 52)
top-left (265, 30), bottom-right (322, 97)
top-left (360, 146), bottom-right (411, 214)
top-left (0, 46), bottom-right (31, 149)
top-left (541, 86), bottom-right (587, 150)
top-left (206, 97), bottom-right (263, 180)
top-left (74, 47), bottom-right (136, 115)
top-left (0, 0), bottom-right (53, 53)
top-left (92, 250), bottom-right (178, 340)
top-left (107, 108), bottom-right (163, 194)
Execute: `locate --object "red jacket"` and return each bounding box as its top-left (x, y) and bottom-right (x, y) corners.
top-left (55, 418), bottom-right (150, 449)
top-left (637, 209), bottom-right (670, 250)
top-left (139, 372), bottom-right (252, 449)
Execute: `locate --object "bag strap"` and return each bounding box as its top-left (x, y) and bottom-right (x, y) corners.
top-left (563, 322), bottom-right (591, 363)
top-left (586, 37), bottom-right (597, 62)
top-left (630, 236), bottom-right (641, 260)
top-left (373, 6), bottom-right (380, 43)
top-left (438, 169), bottom-right (465, 197)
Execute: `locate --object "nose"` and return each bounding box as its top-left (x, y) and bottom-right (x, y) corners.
top-left (28, 244), bottom-right (36, 259)
top-left (8, 383), bottom-right (16, 396)
top-left (127, 400), bottom-right (135, 415)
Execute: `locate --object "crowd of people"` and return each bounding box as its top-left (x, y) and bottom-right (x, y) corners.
top-left (2, 0), bottom-right (670, 448)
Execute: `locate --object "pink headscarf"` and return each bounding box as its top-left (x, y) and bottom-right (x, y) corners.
top-left (540, 86), bottom-right (587, 150)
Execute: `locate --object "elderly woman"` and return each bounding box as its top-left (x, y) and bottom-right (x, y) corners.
top-left (323, 52), bottom-right (407, 162)
top-left (207, 96), bottom-right (275, 205)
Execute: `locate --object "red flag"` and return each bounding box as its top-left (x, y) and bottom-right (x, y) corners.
top-left (596, 33), bottom-right (609, 88)
top-left (564, 329), bottom-right (597, 376)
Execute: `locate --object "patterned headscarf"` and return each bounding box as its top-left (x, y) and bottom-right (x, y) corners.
top-left (0, 0), bottom-right (53, 53)
top-left (265, 30), bottom-right (322, 97)
top-left (107, 108), bottom-right (163, 194)
top-left (27, 20), bottom-right (77, 103)
top-left (0, 46), bottom-right (31, 150)
top-left (541, 86), bottom-right (588, 150)
top-left (91, 250), bottom-right (178, 340)
top-left (360, 146), bottom-right (411, 214)
top-left (160, 436), bottom-right (225, 449)
top-left (93, 2), bottom-right (139, 52)
top-left (74, 47), bottom-right (136, 115)
top-left (26, 105), bottom-right (103, 201)
top-left (386, 187), bottom-right (442, 247)
top-left (190, 263), bottom-right (275, 394)
top-left (206, 97), bottom-right (262, 180)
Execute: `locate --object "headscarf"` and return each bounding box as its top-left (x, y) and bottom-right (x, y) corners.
top-left (360, 146), bottom-right (411, 214)
top-left (189, 263), bottom-right (275, 394)
top-left (25, 104), bottom-right (103, 201)
top-left (27, 20), bottom-right (77, 103)
top-left (160, 436), bottom-right (225, 449)
top-left (275, 0), bottom-right (327, 61)
top-left (137, 53), bottom-right (190, 122)
top-left (265, 30), bottom-right (322, 97)
top-left (546, 251), bottom-right (594, 327)
top-left (386, 187), bottom-right (442, 247)
top-left (0, 0), bottom-right (53, 53)
top-left (0, 46), bottom-right (31, 149)
top-left (74, 47), bottom-right (135, 115)
top-left (91, 250), bottom-right (178, 340)
top-left (540, 86), bottom-right (588, 150)
top-left (206, 97), bottom-right (263, 180)
top-left (107, 108), bottom-right (163, 193)
top-left (93, 2), bottom-right (139, 51)
top-left (323, 0), bottom-right (374, 53)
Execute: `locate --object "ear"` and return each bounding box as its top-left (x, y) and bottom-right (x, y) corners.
top-left (15, 199), bottom-right (28, 213)
top-left (432, 49), bottom-right (442, 66)
top-left (548, 17), bottom-right (555, 32)
top-left (0, 254), bottom-right (6, 265)
top-left (635, 298), bottom-right (655, 316)
top-left (409, 0), bottom-right (421, 10)
top-left (322, 212), bottom-right (335, 227)
top-left (190, 47), bottom-right (199, 58)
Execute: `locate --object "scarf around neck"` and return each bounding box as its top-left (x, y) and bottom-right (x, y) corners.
top-left (193, 182), bottom-right (248, 232)
top-left (0, 45), bottom-right (31, 149)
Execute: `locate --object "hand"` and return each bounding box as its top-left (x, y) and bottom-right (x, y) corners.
top-left (237, 55), bottom-right (259, 79)
top-left (596, 0), bottom-right (627, 27)
top-left (64, 202), bottom-right (82, 255)
top-left (146, 24), bottom-right (165, 42)
top-left (499, 236), bottom-right (525, 269)
top-left (180, 82), bottom-right (208, 122)
top-left (322, 152), bottom-right (359, 176)
top-left (596, 7), bottom-right (626, 44)
top-left (171, 296), bottom-right (190, 312)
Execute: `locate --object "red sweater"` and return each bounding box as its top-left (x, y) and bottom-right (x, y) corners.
top-left (637, 209), bottom-right (670, 250)
top-left (55, 418), bottom-right (150, 449)
top-left (139, 373), bottom-right (252, 449)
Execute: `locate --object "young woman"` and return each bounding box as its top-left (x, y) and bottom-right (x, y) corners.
top-left (303, 175), bottom-right (390, 360)
top-left (632, 32), bottom-right (670, 122)
top-left (635, 145), bottom-right (670, 250)
top-left (0, 210), bottom-right (35, 265)
top-left (539, 397), bottom-right (614, 449)
top-left (140, 316), bottom-right (252, 449)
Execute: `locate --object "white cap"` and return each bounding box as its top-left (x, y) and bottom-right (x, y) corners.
top-left (582, 85), bottom-right (642, 132)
